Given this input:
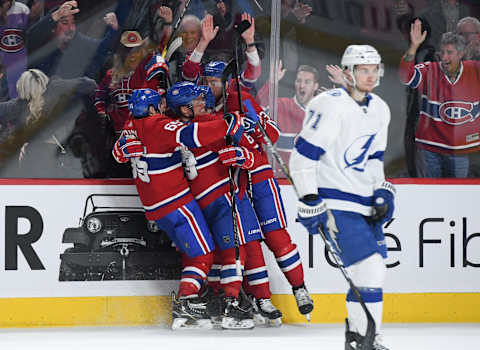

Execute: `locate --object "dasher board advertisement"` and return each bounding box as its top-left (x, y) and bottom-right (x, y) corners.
top-left (0, 179), bottom-right (478, 298)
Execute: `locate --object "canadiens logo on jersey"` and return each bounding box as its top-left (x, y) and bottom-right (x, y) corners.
top-left (438, 101), bottom-right (479, 125)
top-left (113, 89), bottom-right (132, 108)
top-left (344, 134), bottom-right (375, 172)
top-left (0, 29), bottom-right (24, 53)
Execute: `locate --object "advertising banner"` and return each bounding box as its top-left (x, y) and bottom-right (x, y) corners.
top-left (268, 183), bottom-right (480, 294)
top-left (0, 180), bottom-right (478, 299)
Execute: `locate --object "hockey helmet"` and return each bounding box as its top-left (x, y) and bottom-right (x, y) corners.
top-left (128, 88), bottom-right (161, 118)
top-left (203, 61), bottom-right (227, 78)
top-left (197, 85), bottom-right (215, 110)
top-left (166, 81), bottom-right (204, 115)
top-left (341, 45), bottom-right (384, 87)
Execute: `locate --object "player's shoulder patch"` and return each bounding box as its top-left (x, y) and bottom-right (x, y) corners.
top-left (326, 90), bottom-right (341, 97)
top-left (324, 88), bottom-right (344, 97)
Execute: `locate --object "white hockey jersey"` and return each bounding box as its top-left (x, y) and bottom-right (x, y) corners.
top-left (289, 88), bottom-right (391, 216)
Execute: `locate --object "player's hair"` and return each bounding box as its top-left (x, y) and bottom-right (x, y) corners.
top-left (456, 17), bottom-right (480, 34)
top-left (440, 32), bottom-right (467, 52)
top-left (16, 69), bottom-right (49, 124)
top-left (297, 65), bottom-right (319, 82)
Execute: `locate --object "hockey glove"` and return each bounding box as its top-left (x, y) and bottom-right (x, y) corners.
top-left (370, 181), bottom-right (396, 225)
top-left (218, 146), bottom-right (254, 169)
top-left (112, 135), bottom-right (144, 163)
top-left (224, 111), bottom-right (245, 145)
top-left (145, 54), bottom-right (169, 82)
top-left (243, 111), bottom-right (259, 133)
top-left (297, 196), bottom-right (341, 252)
top-left (180, 146), bottom-right (198, 180)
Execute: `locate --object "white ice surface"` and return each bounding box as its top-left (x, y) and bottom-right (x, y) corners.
top-left (0, 323), bottom-right (478, 350)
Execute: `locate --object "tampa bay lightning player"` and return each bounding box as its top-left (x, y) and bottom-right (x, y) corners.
top-left (289, 45), bottom-right (395, 350)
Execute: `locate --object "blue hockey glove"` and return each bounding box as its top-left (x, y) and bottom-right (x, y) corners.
top-left (297, 196), bottom-right (341, 252)
top-left (224, 111), bottom-right (245, 145)
top-left (145, 54), bottom-right (169, 82)
top-left (243, 111), bottom-right (259, 133)
top-left (370, 181), bottom-right (396, 225)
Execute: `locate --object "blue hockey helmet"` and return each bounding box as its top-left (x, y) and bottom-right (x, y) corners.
top-left (197, 85), bottom-right (214, 110)
top-left (166, 81), bottom-right (204, 115)
top-left (203, 61), bottom-right (227, 78)
top-left (128, 88), bottom-right (161, 118)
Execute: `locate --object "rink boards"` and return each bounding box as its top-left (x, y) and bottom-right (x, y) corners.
top-left (0, 178), bottom-right (479, 327)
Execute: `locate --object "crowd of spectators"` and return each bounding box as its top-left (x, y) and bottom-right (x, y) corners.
top-left (0, 0), bottom-right (479, 179)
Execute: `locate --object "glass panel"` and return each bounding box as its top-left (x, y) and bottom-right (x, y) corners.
top-left (0, 1), bottom-right (479, 179)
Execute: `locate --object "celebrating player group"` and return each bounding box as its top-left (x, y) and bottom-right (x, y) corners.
top-left (111, 5), bottom-right (395, 349)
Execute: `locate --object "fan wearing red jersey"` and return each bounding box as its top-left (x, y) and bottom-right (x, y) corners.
top-left (127, 4), bottom-right (173, 95)
top-left (399, 19), bottom-right (480, 177)
top-left (182, 13), bottom-right (261, 95)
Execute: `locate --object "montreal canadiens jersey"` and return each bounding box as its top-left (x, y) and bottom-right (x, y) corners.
top-left (94, 69), bottom-right (133, 134)
top-left (257, 80), bottom-right (306, 161)
top-left (399, 59), bottom-right (480, 154)
top-left (226, 91), bottom-right (280, 184)
top-left (188, 112), bottom-right (232, 209)
top-left (0, 2), bottom-right (29, 99)
top-left (289, 88), bottom-right (390, 216)
top-left (124, 115), bottom-right (228, 220)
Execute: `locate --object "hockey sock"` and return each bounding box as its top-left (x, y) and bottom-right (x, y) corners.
top-left (345, 253), bottom-right (386, 335)
top-left (346, 287), bottom-right (383, 336)
top-left (243, 240), bottom-right (271, 299)
top-left (220, 246), bottom-right (246, 298)
top-left (264, 229), bottom-right (304, 288)
top-left (207, 249), bottom-right (222, 295)
top-left (178, 252), bottom-right (213, 297)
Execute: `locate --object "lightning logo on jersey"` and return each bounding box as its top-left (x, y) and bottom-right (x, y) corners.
top-left (344, 134), bottom-right (376, 172)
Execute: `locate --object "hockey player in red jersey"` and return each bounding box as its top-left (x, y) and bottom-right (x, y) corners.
top-left (399, 19), bottom-right (480, 177)
top-left (226, 90), bottom-right (314, 321)
top-left (200, 60), bottom-right (314, 322)
top-left (165, 81), bottom-right (262, 329)
top-left (112, 87), bottom-right (245, 330)
top-left (192, 61), bottom-right (284, 326)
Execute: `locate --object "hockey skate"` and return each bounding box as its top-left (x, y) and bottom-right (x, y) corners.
top-left (292, 284), bottom-right (314, 320)
top-left (171, 292), bottom-right (213, 330)
top-left (204, 288), bottom-right (224, 328)
top-left (344, 319), bottom-right (390, 350)
top-left (221, 296), bottom-right (255, 329)
top-left (249, 295), bottom-right (282, 327)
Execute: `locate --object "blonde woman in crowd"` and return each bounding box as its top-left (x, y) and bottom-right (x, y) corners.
top-left (0, 68), bottom-right (96, 177)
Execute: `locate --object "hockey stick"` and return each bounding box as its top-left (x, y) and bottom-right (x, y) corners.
top-left (243, 100), bottom-right (376, 350)
top-left (233, 20), bottom-right (254, 201)
top-left (165, 36), bottom-right (182, 61)
top-left (232, 20), bottom-right (252, 114)
top-left (161, 0), bottom-right (192, 58)
top-left (222, 59), bottom-right (242, 276)
top-left (252, 0), bottom-right (264, 12)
